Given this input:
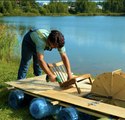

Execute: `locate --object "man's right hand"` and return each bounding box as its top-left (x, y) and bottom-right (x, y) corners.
top-left (46, 75), bottom-right (56, 82)
top-left (49, 75), bottom-right (57, 82)
top-left (37, 53), bottom-right (57, 82)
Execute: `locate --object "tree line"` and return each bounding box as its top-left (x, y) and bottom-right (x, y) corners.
top-left (0, 0), bottom-right (125, 16)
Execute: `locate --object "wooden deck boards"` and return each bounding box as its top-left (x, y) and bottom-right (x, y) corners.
top-left (6, 75), bottom-right (91, 96)
top-left (5, 75), bottom-right (125, 119)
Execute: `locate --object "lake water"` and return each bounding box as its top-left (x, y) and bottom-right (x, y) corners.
top-left (0, 16), bottom-right (125, 76)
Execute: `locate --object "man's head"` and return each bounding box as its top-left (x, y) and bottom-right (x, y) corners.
top-left (47, 30), bottom-right (65, 48)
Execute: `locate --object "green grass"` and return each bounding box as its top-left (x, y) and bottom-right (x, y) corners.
top-left (0, 61), bottom-right (32, 120)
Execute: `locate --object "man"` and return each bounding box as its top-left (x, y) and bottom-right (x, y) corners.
top-left (17, 28), bottom-right (73, 82)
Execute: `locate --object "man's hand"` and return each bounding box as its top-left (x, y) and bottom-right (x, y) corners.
top-left (37, 53), bottom-right (57, 82)
top-left (46, 74), bottom-right (56, 82)
top-left (49, 75), bottom-right (57, 82)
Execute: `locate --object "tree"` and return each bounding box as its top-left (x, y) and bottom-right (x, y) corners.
top-left (0, 2), bottom-right (4, 13)
top-left (50, 0), bottom-right (62, 2)
top-left (3, 1), bottom-right (13, 14)
top-left (75, 0), bottom-right (88, 13)
top-left (46, 2), bottom-right (68, 14)
top-left (75, 0), bottom-right (96, 13)
top-left (103, 0), bottom-right (125, 13)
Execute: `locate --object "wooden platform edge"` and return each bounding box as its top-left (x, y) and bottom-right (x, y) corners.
top-left (6, 84), bottom-right (125, 119)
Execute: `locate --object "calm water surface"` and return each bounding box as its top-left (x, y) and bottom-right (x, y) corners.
top-left (0, 16), bottom-right (125, 76)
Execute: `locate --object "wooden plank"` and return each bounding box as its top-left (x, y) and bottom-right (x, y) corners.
top-left (5, 75), bottom-right (125, 119)
top-left (6, 75), bottom-right (91, 96)
top-left (54, 61), bottom-right (63, 66)
top-left (37, 90), bottom-right (125, 118)
top-left (112, 69), bottom-right (122, 75)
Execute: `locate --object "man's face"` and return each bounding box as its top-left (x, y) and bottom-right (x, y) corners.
top-left (48, 39), bottom-right (57, 49)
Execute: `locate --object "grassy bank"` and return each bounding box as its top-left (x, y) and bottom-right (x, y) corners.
top-left (0, 61), bottom-right (33, 120)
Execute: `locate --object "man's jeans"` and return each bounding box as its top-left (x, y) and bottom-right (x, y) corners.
top-left (17, 31), bottom-right (42, 80)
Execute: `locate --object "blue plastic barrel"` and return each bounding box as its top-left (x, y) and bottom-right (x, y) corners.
top-left (51, 104), bottom-right (62, 115)
top-left (78, 112), bottom-right (93, 120)
top-left (29, 97), bottom-right (62, 119)
top-left (8, 90), bottom-right (24, 109)
top-left (8, 89), bottom-right (33, 109)
top-left (57, 107), bottom-right (79, 120)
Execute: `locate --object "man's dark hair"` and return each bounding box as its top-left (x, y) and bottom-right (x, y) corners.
top-left (48, 30), bottom-right (65, 48)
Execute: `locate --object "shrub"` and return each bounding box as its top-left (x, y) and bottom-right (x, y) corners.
top-left (0, 25), bottom-right (18, 62)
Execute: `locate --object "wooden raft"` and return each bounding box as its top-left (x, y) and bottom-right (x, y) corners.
top-left (5, 75), bottom-right (125, 119)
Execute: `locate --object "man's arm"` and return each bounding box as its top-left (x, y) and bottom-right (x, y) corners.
top-left (60, 52), bottom-right (73, 80)
top-left (37, 53), bottom-right (56, 82)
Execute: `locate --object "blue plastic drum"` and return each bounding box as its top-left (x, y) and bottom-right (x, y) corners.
top-left (57, 107), bottom-right (79, 120)
top-left (29, 97), bottom-right (51, 119)
top-left (29, 97), bottom-right (62, 119)
top-left (8, 90), bottom-right (24, 109)
top-left (51, 104), bottom-right (62, 115)
top-left (78, 112), bottom-right (93, 120)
